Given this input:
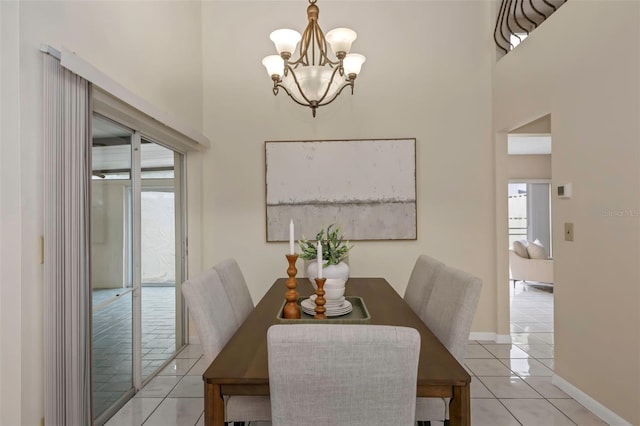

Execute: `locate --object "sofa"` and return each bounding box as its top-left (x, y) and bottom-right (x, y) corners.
top-left (509, 239), bottom-right (553, 286)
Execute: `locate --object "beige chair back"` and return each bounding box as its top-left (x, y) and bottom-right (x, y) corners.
top-left (213, 258), bottom-right (254, 326)
top-left (181, 268), bottom-right (238, 362)
top-left (404, 254), bottom-right (446, 318)
top-left (267, 324), bottom-right (420, 426)
top-left (422, 265), bottom-right (482, 362)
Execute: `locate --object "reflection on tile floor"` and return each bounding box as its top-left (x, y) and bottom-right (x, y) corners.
top-left (93, 286), bottom-right (177, 420)
top-left (105, 282), bottom-right (608, 426)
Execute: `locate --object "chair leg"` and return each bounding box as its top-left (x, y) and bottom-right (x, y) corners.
top-left (417, 421), bottom-right (431, 426)
top-left (444, 420), bottom-right (450, 426)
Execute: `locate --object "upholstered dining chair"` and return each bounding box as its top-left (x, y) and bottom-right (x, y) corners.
top-left (267, 324), bottom-right (421, 426)
top-left (403, 254), bottom-right (446, 318)
top-left (213, 258), bottom-right (255, 326)
top-left (181, 268), bottom-right (271, 425)
top-left (415, 265), bottom-right (483, 426)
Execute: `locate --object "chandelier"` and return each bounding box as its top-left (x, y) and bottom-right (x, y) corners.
top-left (262, 0), bottom-right (366, 117)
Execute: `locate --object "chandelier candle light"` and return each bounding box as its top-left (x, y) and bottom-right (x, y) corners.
top-left (262, 0), bottom-right (366, 117)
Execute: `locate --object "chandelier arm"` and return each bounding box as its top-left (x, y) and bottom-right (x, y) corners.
top-left (294, 19), bottom-right (314, 66)
top-left (285, 65), bottom-right (316, 106)
top-left (310, 20), bottom-right (317, 65)
top-left (314, 24), bottom-right (336, 67)
top-left (289, 55), bottom-right (307, 68)
top-left (317, 80), bottom-right (355, 107)
top-left (314, 62), bottom-right (344, 104)
top-left (275, 82), bottom-right (318, 108)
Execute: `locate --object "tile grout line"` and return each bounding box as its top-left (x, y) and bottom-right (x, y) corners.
top-left (483, 283), bottom-right (580, 425)
top-left (139, 352), bottom-right (204, 425)
top-left (474, 341), bottom-right (578, 425)
top-left (471, 337), bottom-right (581, 425)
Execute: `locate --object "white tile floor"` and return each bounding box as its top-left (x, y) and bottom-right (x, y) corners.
top-left (105, 282), bottom-right (608, 426)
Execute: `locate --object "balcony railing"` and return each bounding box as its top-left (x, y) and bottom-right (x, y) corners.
top-left (494, 0), bottom-right (567, 54)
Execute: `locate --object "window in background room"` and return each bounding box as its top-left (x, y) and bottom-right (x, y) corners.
top-left (508, 182), bottom-right (552, 257)
top-left (508, 183), bottom-right (528, 248)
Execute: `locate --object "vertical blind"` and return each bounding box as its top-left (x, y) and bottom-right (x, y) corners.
top-left (43, 52), bottom-right (92, 426)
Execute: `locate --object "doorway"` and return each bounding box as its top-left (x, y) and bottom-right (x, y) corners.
top-left (507, 128), bottom-right (554, 344)
top-left (90, 114), bottom-right (187, 423)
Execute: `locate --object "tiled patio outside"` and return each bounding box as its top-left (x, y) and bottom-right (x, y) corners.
top-left (93, 286), bottom-right (178, 419)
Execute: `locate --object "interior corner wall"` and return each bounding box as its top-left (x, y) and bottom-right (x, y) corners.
top-left (201, 1), bottom-right (497, 333)
top-left (9, 2), bottom-right (203, 424)
top-left (494, 2), bottom-right (640, 423)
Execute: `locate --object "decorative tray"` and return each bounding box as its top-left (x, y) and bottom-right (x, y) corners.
top-left (276, 296), bottom-right (371, 324)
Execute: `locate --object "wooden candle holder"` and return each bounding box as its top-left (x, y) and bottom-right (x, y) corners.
top-left (314, 277), bottom-right (327, 319)
top-left (283, 254), bottom-right (301, 319)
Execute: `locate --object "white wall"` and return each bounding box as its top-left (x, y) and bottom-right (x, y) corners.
top-left (494, 1), bottom-right (640, 423)
top-left (508, 154), bottom-right (551, 180)
top-left (1, 3), bottom-right (23, 425)
top-left (201, 1), bottom-right (497, 331)
top-left (0, 1), bottom-right (203, 423)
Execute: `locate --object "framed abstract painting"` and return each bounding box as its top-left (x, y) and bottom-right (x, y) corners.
top-left (265, 138), bottom-right (417, 241)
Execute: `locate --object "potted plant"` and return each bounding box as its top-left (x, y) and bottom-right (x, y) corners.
top-left (298, 224), bottom-right (353, 286)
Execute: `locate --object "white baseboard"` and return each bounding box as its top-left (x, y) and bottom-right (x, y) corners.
top-left (496, 334), bottom-right (512, 343)
top-left (469, 332), bottom-right (495, 341)
top-left (187, 335), bottom-right (200, 345)
top-left (469, 332), bottom-right (512, 343)
top-left (552, 374), bottom-right (631, 426)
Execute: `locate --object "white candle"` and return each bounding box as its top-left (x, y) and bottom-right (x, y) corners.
top-left (289, 220), bottom-right (295, 255)
top-left (317, 240), bottom-right (323, 279)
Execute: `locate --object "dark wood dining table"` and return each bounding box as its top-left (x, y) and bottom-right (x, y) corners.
top-left (203, 277), bottom-right (471, 426)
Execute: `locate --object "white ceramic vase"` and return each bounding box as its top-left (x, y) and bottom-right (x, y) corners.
top-left (307, 261), bottom-right (350, 289)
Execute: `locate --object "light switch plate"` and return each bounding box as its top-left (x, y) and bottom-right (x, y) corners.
top-left (564, 222), bottom-right (574, 241)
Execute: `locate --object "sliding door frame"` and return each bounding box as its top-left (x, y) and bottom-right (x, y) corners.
top-left (92, 115), bottom-right (189, 424)
top-left (131, 131), bottom-right (143, 390)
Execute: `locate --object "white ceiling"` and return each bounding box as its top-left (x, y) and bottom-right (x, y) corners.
top-left (508, 135), bottom-right (552, 155)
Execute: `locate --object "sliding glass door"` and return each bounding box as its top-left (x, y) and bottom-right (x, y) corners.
top-left (139, 140), bottom-right (185, 380)
top-left (91, 114), bottom-right (186, 423)
top-left (91, 116), bottom-right (135, 420)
